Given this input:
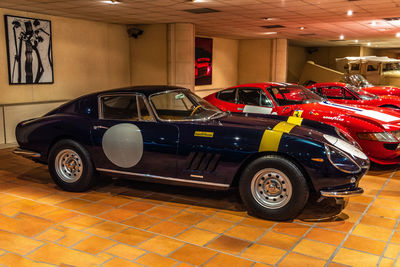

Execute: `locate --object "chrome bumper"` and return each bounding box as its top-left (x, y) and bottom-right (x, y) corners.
top-left (13, 148), bottom-right (41, 158)
top-left (320, 187), bottom-right (363, 198)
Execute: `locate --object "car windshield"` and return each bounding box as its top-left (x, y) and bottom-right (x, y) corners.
top-left (342, 74), bottom-right (373, 88)
top-left (267, 86), bottom-right (324, 106)
top-left (346, 85), bottom-right (378, 100)
top-left (150, 90), bottom-right (223, 121)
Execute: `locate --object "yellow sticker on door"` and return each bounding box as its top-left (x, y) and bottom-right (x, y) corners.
top-left (194, 131), bottom-right (214, 138)
top-left (293, 110), bottom-right (303, 117)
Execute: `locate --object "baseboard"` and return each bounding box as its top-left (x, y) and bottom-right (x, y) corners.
top-left (0, 143), bottom-right (17, 149)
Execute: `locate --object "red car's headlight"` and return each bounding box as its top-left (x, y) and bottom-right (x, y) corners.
top-left (357, 132), bottom-right (398, 142)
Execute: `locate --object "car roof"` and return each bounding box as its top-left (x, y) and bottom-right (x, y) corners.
top-left (312, 82), bottom-right (347, 87)
top-left (91, 85), bottom-right (189, 98)
top-left (235, 82), bottom-right (297, 88)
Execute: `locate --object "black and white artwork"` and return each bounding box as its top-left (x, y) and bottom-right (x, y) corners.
top-left (4, 15), bottom-right (54, 84)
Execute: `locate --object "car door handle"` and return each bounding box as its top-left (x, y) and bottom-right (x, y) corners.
top-left (93, 126), bottom-right (109, 130)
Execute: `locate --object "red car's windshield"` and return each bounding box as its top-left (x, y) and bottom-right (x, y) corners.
top-left (346, 85), bottom-right (378, 100)
top-left (266, 86), bottom-right (323, 106)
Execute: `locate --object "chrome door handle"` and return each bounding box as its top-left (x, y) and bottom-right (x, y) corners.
top-left (93, 126), bottom-right (109, 130)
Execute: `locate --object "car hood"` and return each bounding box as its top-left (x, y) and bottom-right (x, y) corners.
top-left (299, 101), bottom-right (400, 126)
top-left (214, 113), bottom-right (341, 145)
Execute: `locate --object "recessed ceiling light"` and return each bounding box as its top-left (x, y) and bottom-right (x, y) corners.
top-left (340, 34), bottom-right (344, 40)
top-left (102, 0), bottom-right (120, 4)
top-left (367, 42), bottom-right (371, 46)
top-left (396, 32), bottom-right (400, 37)
top-left (263, 32), bottom-right (277, 35)
top-left (355, 39), bottom-right (359, 43)
top-left (347, 10), bottom-right (353, 16)
top-left (370, 21), bottom-right (377, 26)
top-left (299, 26), bottom-right (305, 30)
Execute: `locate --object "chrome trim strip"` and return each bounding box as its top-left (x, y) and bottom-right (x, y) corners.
top-left (13, 148), bottom-right (41, 158)
top-left (96, 168), bottom-right (229, 188)
top-left (190, 174), bottom-right (204, 179)
top-left (320, 187), bottom-right (364, 197)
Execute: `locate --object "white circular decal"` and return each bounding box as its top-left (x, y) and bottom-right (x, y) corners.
top-left (102, 124), bottom-right (143, 168)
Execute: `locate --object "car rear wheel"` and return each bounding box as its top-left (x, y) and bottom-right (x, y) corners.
top-left (239, 155), bottom-right (309, 221)
top-left (48, 139), bottom-right (95, 192)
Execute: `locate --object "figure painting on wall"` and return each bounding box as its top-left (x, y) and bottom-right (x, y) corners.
top-left (4, 15), bottom-right (54, 84)
top-left (195, 37), bottom-right (212, 86)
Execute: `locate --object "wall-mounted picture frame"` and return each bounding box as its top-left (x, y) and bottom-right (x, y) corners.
top-left (195, 37), bottom-right (213, 86)
top-left (4, 15), bottom-right (54, 85)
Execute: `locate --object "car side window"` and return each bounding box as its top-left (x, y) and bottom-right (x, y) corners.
top-left (216, 88), bottom-right (236, 103)
top-left (238, 88), bottom-right (273, 107)
top-left (101, 95), bottom-right (153, 121)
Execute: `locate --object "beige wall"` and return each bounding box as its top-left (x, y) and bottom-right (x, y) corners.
top-left (287, 45), bottom-right (307, 83)
top-left (0, 8), bottom-right (131, 105)
top-left (238, 39), bottom-right (272, 84)
top-left (130, 24), bottom-right (168, 86)
top-left (195, 37), bottom-right (238, 91)
top-left (306, 46), bottom-right (361, 70)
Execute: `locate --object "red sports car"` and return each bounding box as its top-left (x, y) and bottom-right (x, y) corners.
top-left (343, 74), bottom-right (400, 97)
top-left (205, 83), bottom-right (400, 165)
top-left (307, 82), bottom-right (400, 109)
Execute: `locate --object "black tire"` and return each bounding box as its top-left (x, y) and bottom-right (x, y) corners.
top-left (239, 155), bottom-right (309, 221)
top-left (48, 139), bottom-right (95, 192)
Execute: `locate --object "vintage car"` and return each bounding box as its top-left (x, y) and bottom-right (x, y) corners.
top-left (14, 86), bottom-right (368, 221)
top-left (205, 83), bottom-right (400, 165)
top-left (307, 82), bottom-right (400, 109)
top-left (343, 74), bottom-right (400, 97)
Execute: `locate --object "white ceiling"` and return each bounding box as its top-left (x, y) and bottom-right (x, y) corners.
top-left (1, 0), bottom-right (400, 47)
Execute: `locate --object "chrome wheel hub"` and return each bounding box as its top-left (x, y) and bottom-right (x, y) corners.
top-left (55, 149), bottom-right (83, 183)
top-left (251, 168), bottom-right (293, 209)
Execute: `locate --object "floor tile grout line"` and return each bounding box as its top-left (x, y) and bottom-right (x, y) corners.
top-left (324, 169), bottom-right (398, 266)
top-left (377, 216), bottom-right (400, 265)
top-left (273, 222), bottom-right (317, 266)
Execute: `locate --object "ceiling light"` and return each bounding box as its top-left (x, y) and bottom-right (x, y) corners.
top-left (339, 34), bottom-right (344, 40)
top-left (355, 39), bottom-right (359, 43)
top-left (263, 18), bottom-right (276, 21)
top-left (396, 32), bottom-right (400, 37)
top-left (263, 32), bottom-right (277, 35)
top-left (370, 21), bottom-right (377, 26)
top-left (347, 10), bottom-right (353, 16)
top-left (102, 0), bottom-right (120, 4)
top-left (299, 27), bottom-right (305, 30)
top-left (367, 42), bottom-right (371, 46)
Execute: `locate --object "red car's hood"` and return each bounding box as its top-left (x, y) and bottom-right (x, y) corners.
top-left (300, 101), bottom-right (400, 127)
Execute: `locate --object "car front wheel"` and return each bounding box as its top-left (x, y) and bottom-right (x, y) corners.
top-left (48, 139), bottom-right (95, 192)
top-left (239, 155), bottom-right (309, 221)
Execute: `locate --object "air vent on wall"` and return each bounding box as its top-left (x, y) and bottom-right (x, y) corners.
top-left (261, 25), bottom-right (285, 29)
top-left (299, 33), bottom-right (316, 36)
top-left (347, 0), bottom-right (360, 2)
top-left (183, 8), bottom-right (220, 14)
top-left (383, 17), bottom-right (400, 21)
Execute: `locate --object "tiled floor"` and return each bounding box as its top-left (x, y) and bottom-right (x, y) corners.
top-left (0, 147), bottom-right (399, 266)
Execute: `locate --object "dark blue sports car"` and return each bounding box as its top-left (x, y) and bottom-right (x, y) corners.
top-left (14, 86), bottom-right (369, 220)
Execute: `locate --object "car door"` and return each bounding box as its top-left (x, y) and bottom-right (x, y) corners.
top-left (319, 86), bottom-right (357, 104)
top-left (91, 93), bottom-right (179, 178)
top-left (236, 87), bottom-right (276, 114)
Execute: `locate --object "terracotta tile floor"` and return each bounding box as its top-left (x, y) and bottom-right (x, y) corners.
top-left (0, 147), bottom-right (399, 266)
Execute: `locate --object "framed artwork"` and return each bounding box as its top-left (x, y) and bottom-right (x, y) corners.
top-left (195, 37), bottom-right (212, 86)
top-left (4, 15), bottom-right (54, 85)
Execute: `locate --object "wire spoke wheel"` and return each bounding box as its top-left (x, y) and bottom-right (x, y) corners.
top-left (250, 168), bottom-right (293, 209)
top-left (54, 149), bottom-right (83, 183)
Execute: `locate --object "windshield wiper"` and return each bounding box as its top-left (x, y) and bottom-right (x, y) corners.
top-left (208, 111), bottom-right (226, 120)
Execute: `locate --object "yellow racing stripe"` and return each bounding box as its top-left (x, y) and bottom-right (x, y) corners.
top-left (258, 117), bottom-right (302, 152)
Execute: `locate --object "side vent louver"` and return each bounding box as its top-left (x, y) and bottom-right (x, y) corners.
top-left (186, 152), bottom-right (220, 172)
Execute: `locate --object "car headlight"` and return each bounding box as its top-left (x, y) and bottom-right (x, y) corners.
top-left (325, 144), bottom-right (362, 173)
top-left (391, 130), bottom-right (400, 141)
top-left (335, 128), bottom-right (362, 150)
top-left (357, 132), bottom-right (398, 142)
top-left (323, 134), bottom-right (367, 160)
